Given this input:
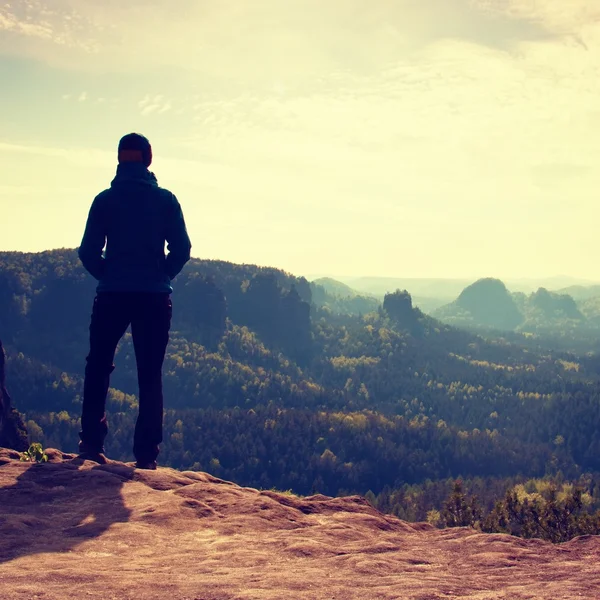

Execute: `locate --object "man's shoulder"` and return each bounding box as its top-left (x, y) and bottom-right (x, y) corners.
top-left (155, 184), bottom-right (177, 199)
top-left (95, 184), bottom-right (175, 202)
top-left (154, 185), bottom-right (179, 207)
top-left (91, 188), bottom-right (113, 207)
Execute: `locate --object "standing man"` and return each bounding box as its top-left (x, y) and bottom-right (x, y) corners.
top-left (78, 133), bottom-right (191, 469)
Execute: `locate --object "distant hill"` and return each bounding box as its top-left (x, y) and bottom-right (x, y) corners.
top-left (325, 275), bottom-right (600, 318)
top-left (434, 278), bottom-right (523, 331)
top-left (4, 249), bottom-right (600, 512)
top-left (434, 279), bottom-right (590, 333)
top-left (557, 285), bottom-right (600, 302)
top-left (524, 288), bottom-right (585, 325)
top-left (312, 277), bottom-right (364, 298)
top-left (338, 277), bottom-right (470, 300)
top-left (410, 296), bottom-right (450, 315)
top-left (310, 278), bottom-right (380, 316)
top-left (504, 276), bottom-right (600, 294)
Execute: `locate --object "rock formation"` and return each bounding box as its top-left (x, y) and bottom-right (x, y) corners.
top-left (383, 289), bottom-right (424, 334)
top-left (2, 447), bottom-right (600, 599)
top-left (0, 340), bottom-right (28, 452)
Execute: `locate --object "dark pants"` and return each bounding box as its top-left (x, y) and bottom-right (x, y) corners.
top-left (80, 292), bottom-right (172, 462)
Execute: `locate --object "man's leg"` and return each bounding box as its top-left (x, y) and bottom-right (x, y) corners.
top-left (80, 293), bottom-right (131, 453)
top-left (131, 293), bottom-right (171, 466)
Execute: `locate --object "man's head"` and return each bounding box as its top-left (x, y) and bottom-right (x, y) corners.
top-left (118, 133), bottom-right (152, 167)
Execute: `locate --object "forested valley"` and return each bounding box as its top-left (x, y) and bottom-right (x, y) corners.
top-left (3, 249), bottom-right (600, 540)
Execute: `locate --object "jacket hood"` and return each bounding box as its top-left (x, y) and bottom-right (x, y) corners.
top-left (111, 163), bottom-right (158, 187)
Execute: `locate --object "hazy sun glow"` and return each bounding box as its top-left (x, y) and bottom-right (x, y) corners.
top-left (1, 0), bottom-right (599, 280)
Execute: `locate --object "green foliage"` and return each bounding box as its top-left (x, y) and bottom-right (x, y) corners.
top-left (433, 478), bottom-right (600, 543)
top-left (480, 484), bottom-right (600, 543)
top-left (441, 481), bottom-right (482, 528)
top-left (20, 442), bottom-right (48, 463)
top-left (4, 248), bottom-right (600, 528)
top-left (426, 509), bottom-right (442, 527)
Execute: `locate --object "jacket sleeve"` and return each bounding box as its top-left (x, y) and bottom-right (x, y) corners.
top-left (78, 196), bottom-right (106, 280)
top-left (165, 194), bottom-right (192, 279)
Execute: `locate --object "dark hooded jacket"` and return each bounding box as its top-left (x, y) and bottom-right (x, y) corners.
top-left (78, 163), bottom-right (191, 293)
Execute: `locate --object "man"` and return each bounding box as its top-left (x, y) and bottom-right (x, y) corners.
top-left (78, 133), bottom-right (191, 469)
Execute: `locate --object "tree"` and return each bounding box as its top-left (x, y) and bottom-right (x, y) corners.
top-left (442, 480), bottom-right (482, 528)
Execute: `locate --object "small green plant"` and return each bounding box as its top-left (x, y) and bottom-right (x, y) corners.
top-left (20, 443), bottom-right (48, 463)
top-left (426, 509), bottom-right (442, 528)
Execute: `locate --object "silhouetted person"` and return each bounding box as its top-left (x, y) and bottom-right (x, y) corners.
top-left (78, 133), bottom-right (191, 469)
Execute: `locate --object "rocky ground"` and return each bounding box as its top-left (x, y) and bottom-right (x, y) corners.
top-left (1, 447), bottom-right (600, 599)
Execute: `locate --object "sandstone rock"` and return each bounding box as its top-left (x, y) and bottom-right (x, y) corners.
top-left (1, 448), bottom-right (600, 599)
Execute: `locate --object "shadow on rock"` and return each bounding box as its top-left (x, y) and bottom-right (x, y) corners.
top-left (0, 448), bottom-right (133, 563)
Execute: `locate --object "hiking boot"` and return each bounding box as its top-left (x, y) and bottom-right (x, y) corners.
top-left (135, 460), bottom-right (157, 470)
top-left (78, 441), bottom-right (108, 464)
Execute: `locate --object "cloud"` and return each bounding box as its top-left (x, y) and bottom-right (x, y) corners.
top-left (2, 0), bottom-right (600, 278)
top-left (0, 0), bottom-right (564, 75)
top-left (0, 1), bottom-right (99, 53)
top-left (472, 0), bottom-right (600, 33)
top-left (139, 94), bottom-right (171, 116)
top-left (138, 95), bottom-right (152, 109)
top-left (61, 91), bottom-right (110, 104)
top-left (141, 104), bottom-right (160, 116)
top-left (0, 139), bottom-right (109, 160)
top-left (4, 0), bottom-right (596, 184)
top-left (0, 8), bottom-right (53, 40)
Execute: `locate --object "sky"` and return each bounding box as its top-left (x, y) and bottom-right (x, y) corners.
top-left (0, 0), bottom-right (599, 281)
